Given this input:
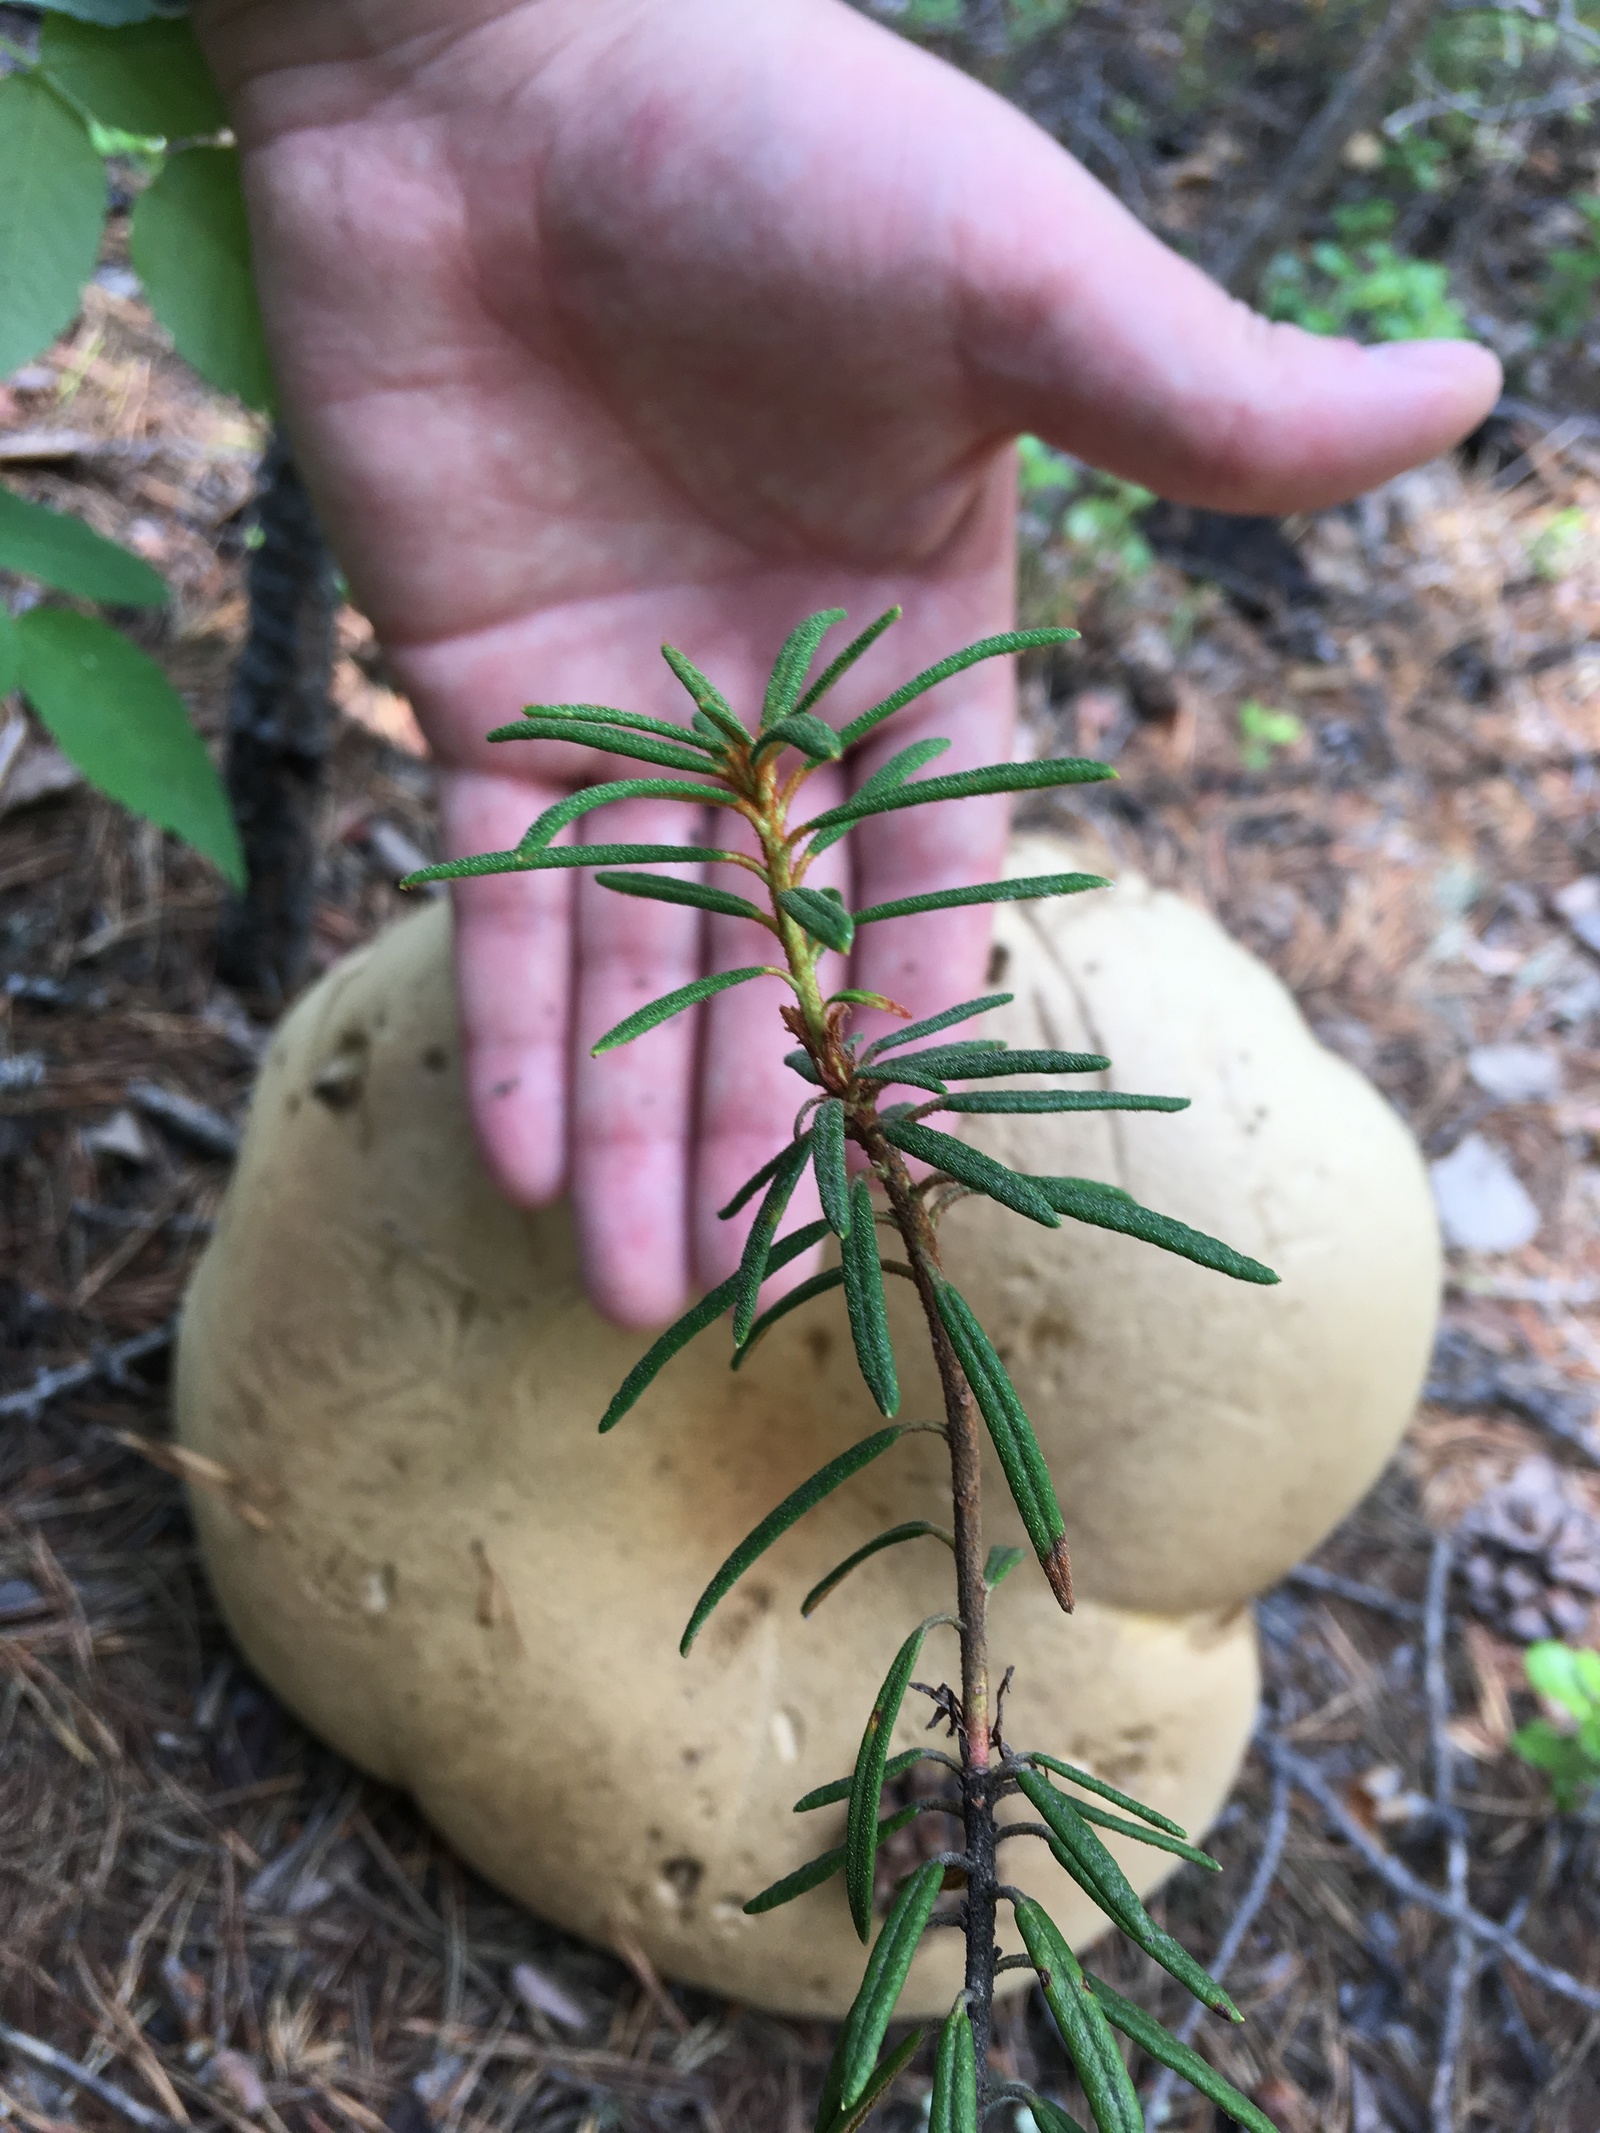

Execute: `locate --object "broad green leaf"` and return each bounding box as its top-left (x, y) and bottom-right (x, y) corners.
top-left (813, 1099), bottom-right (852, 1238)
top-left (937, 1092), bottom-right (1188, 1115)
top-left (929, 2003), bottom-right (977, 2133)
top-left (984, 1543), bottom-right (1025, 1589)
top-left (1025, 2096), bottom-right (1092, 2133)
top-left (794, 605), bottom-right (901, 718)
top-left (39, 16), bottom-right (226, 138)
top-left (596, 870), bottom-right (769, 927)
top-left (661, 643), bottom-right (750, 742)
top-left (732, 1267), bottom-right (844, 1366)
top-left (882, 1117), bottom-right (1062, 1229)
top-left (719, 1137), bottom-right (812, 1222)
top-left (499, 701), bottom-right (722, 753)
top-left (890, 1046), bottom-right (1107, 1081)
top-left (598, 1219), bottom-right (829, 1431)
top-left (855, 872), bottom-right (1108, 926)
top-left (681, 1427), bottom-right (909, 1654)
top-left (402, 841), bottom-right (745, 886)
top-left (1025, 1752), bottom-right (1187, 1837)
top-left (845, 1619), bottom-right (936, 1940)
top-left (1014, 1770), bottom-right (1239, 2018)
top-left (778, 885), bottom-right (855, 954)
top-left (862, 993), bottom-right (1014, 1061)
top-left (1013, 1899), bottom-right (1142, 2133)
top-left (743, 1803), bottom-right (921, 1914)
top-left (826, 1859), bottom-right (946, 2111)
top-left (764, 608), bottom-right (846, 726)
top-left (802, 757), bottom-right (1114, 839)
top-left (802, 1521), bottom-right (952, 1617)
top-left (592, 964), bottom-right (772, 1056)
top-left (16, 608), bottom-right (242, 884)
top-left (934, 1281), bottom-right (1073, 1611)
top-left (733, 1133), bottom-right (814, 1342)
top-left (760, 710), bottom-right (843, 761)
top-left (841, 1177), bottom-right (899, 1417)
top-left (518, 777), bottom-right (733, 852)
top-left (1085, 1973), bottom-right (1280, 2133)
top-left (0, 488), bottom-right (167, 607)
top-left (1028, 1176), bottom-right (1280, 1284)
top-left (487, 714), bottom-right (717, 775)
top-left (130, 146), bottom-right (275, 409)
top-left (808, 735), bottom-right (949, 857)
top-left (837, 627), bottom-right (1079, 748)
top-left (818, 2027), bottom-right (926, 2133)
top-left (1526, 1639), bottom-right (1600, 1720)
top-left (0, 609), bottom-right (18, 697)
top-left (0, 75), bottom-right (105, 380)
top-left (795, 1747), bottom-right (931, 1813)
top-left (1510, 1720), bottom-right (1592, 1810)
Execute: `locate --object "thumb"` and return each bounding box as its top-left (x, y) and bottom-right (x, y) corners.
top-left (954, 113), bottom-right (1500, 512)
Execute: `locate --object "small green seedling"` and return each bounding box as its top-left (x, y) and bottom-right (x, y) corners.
top-left (1512, 1641), bottom-right (1600, 1812)
top-left (1237, 700), bottom-right (1304, 772)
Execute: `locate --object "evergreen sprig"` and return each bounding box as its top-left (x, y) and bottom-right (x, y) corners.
top-left (403, 608), bottom-right (1284, 2133)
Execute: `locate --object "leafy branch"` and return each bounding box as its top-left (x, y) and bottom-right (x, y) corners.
top-left (403, 606), bottom-right (1283, 2132)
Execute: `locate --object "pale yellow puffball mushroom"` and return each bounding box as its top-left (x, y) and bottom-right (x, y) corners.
top-left (175, 843), bottom-right (1437, 2016)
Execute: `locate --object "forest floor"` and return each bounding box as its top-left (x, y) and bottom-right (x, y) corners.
top-left (4, 7), bottom-right (1600, 2131)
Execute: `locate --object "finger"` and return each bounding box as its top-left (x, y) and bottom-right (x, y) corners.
top-left (570, 796), bottom-right (708, 1327)
top-left (693, 763), bottom-right (850, 1292)
top-left (949, 90), bottom-right (1501, 511)
top-left (440, 768), bottom-right (574, 1208)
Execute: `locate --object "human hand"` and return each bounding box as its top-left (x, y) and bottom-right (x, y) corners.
top-left (197, 0), bottom-right (1499, 1326)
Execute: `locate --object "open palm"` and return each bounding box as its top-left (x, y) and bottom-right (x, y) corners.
top-left (198, 0), bottom-right (1498, 1322)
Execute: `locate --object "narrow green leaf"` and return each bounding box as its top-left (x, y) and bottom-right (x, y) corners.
top-left (1013, 1771), bottom-right (1240, 2018)
top-left (0, 609), bottom-right (18, 698)
top-left (845, 1620), bottom-right (936, 1940)
top-left (130, 146), bottom-right (275, 410)
top-left (597, 1219), bottom-right (829, 1432)
top-left (862, 994), bottom-right (1014, 1061)
top-left (518, 778), bottom-right (733, 852)
top-left (743, 1803), bottom-right (921, 1913)
top-left (0, 488), bottom-right (166, 607)
top-left (933, 1281), bottom-right (1073, 1611)
top-left (1025, 1752), bottom-right (1188, 1838)
top-left (801, 1522), bottom-right (953, 1616)
top-left (813, 1099), bottom-right (852, 1239)
top-left (596, 870), bottom-right (769, 927)
top-left (761, 711), bottom-right (843, 761)
top-left (661, 643), bottom-right (751, 742)
top-left (896, 1047), bottom-right (1108, 1081)
top-left (1085, 1973), bottom-right (1280, 2133)
top-left (1024, 2095), bottom-right (1093, 2133)
top-left (818, 2026), bottom-right (926, 2133)
top-left (794, 606), bottom-right (901, 719)
top-left (1013, 1898), bottom-right (1142, 2133)
top-left (0, 75), bottom-right (105, 381)
top-left (403, 841), bottom-right (745, 887)
top-left (719, 1138), bottom-right (812, 1222)
top-left (837, 628), bottom-right (1079, 747)
top-left (796, 1749), bottom-right (932, 1814)
top-left (38, 15), bottom-right (226, 138)
top-left (778, 885), bottom-right (855, 955)
top-left (855, 872), bottom-right (1108, 926)
top-left (937, 1092), bottom-right (1188, 1115)
top-left (841, 1177), bottom-right (899, 1418)
top-left (857, 1060), bottom-right (951, 1095)
top-left (784, 1046), bottom-right (824, 1086)
top-left (486, 715), bottom-right (723, 775)
top-left (807, 736), bottom-right (949, 857)
top-left (829, 990), bottom-right (908, 1013)
top-left (16, 608), bottom-right (243, 885)
top-left (680, 1427), bottom-right (909, 1654)
top-left (930, 2003), bottom-right (978, 2133)
top-left (732, 1268), bottom-right (844, 1366)
top-left (1027, 1178), bottom-right (1280, 1284)
top-left (592, 965), bottom-right (772, 1056)
top-left (831, 1858), bottom-right (946, 2102)
top-left (733, 1133), bottom-right (814, 1343)
top-left (1070, 1802), bottom-right (1220, 1871)
top-left (495, 701), bottom-right (722, 753)
top-left (764, 608), bottom-right (847, 726)
top-left (882, 1118), bottom-right (1061, 1229)
top-left (802, 757), bottom-right (1114, 839)
top-left (984, 1544), bottom-right (1025, 1590)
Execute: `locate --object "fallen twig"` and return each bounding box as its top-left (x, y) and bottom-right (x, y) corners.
top-left (1424, 1532), bottom-right (1474, 2133)
top-left (0, 1322), bottom-right (175, 1422)
top-left (1283, 1563), bottom-right (1424, 1622)
top-left (0, 2022), bottom-right (184, 2133)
